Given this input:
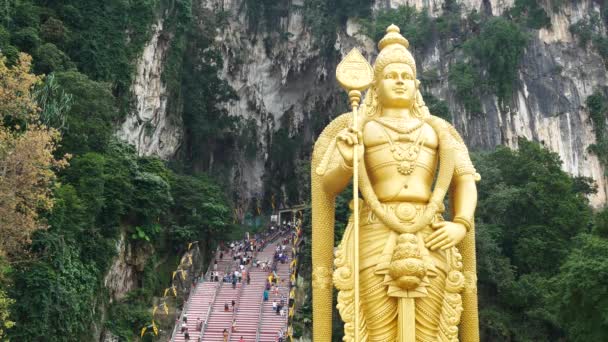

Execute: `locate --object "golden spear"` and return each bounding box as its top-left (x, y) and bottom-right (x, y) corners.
top-left (336, 48), bottom-right (374, 341)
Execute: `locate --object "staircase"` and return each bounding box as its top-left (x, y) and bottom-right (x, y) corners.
top-left (229, 244), bottom-right (277, 341)
top-left (173, 282), bottom-right (217, 342)
top-left (257, 246), bottom-right (291, 342)
top-left (173, 251), bottom-right (234, 342)
top-left (203, 281), bottom-right (242, 341)
top-left (173, 237), bottom-right (290, 342)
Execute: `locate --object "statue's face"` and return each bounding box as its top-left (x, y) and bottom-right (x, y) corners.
top-left (376, 63), bottom-right (416, 109)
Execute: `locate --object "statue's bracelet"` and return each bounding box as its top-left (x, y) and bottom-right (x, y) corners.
top-left (452, 216), bottom-right (472, 232)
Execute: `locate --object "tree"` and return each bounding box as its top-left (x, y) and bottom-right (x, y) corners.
top-left (472, 139), bottom-right (594, 341)
top-left (552, 234), bottom-right (608, 341)
top-left (53, 71), bottom-right (118, 155)
top-left (170, 174), bottom-right (231, 246)
top-left (0, 53), bottom-right (67, 259)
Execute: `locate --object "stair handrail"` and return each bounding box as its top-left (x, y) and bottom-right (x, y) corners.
top-left (200, 281), bottom-right (221, 340)
top-left (255, 291), bottom-right (264, 342)
top-left (170, 277), bottom-right (201, 341)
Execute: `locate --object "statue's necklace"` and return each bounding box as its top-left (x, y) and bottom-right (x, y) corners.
top-left (374, 118), bottom-right (425, 176)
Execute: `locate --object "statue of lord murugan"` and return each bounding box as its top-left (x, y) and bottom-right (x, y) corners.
top-left (311, 25), bottom-right (480, 342)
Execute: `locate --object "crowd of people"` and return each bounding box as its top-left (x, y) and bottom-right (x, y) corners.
top-left (177, 219), bottom-right (299, 342)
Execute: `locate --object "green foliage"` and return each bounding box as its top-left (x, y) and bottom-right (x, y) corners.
top-left (422, 92), bottom-right (451, 122)
top-left (131, 225), bottom-right (161, 242)
top-left (11, 27), bottom-right (40, 53)
top-left (0, 287), bottom-right (14, 339)
top-left (303, 0), bottom-right (373, 58)
top-left (244, 0), bottom-right (288, 32)
top-left (0, 1), bottom-right (240, 340)
top-left (570, 13), bottom-right (608, 62)
top-left (0, 257), bottom-right (14, 340)
top-left (52, 0), bottom-right (160, 103)
top-left (507, 0), bottom-right (551, 29)
top-left (54, 71), bottom-right (118, 155)
top-left (34, 42), bottom-right (74, 74)
top-left (588, 91), bottom-right (607, 138)
top-left (11, 2), bottom-right (40, 29)
top-left (362, 5), bottom-right (433, 51)
top-left (6, 135), bottom-right (230, 340)
top-left (33, 73), bottom-right (73, 131)
top-left (448, 61), bottom-right (482, 114)
top-left (161, 0), bottom-right (192, 104)
top-left (435, 0), bottom-right (462, 39)
top-left (0, 0), bottom-right (163, 117)
top-left (551, 234), bottom-right (608, 341)
top-left (169, 173), bottom-right (232, 245)
top-left (586, 91), bottom-right (608, 169)
top-left (104, 290), bottom-right (152, 341)
top-left (473, 139), bottom-right (594, 341)
top-left (9, 237), bottom-right (100, 341)
top-left (593, 207), bottom-right (608, 238)
top-left (40, 17), bottom-right (68, 45)
top-left (180, 8), bottom-right (238, 173)
top-left (464, 17), bottom-right (528, 103)
top-left (264, 127), bottom-right (306, 206)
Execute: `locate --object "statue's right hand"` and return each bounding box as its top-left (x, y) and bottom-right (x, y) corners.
top-left (336, 128), bottom-right (363, 167)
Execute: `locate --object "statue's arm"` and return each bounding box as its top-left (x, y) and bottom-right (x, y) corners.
top-left (451, 173), bottom-right (477, 226)
top-left (318, 124), bottom-right (362, 195)
top-left (450, 128), bottom-right (479, 228)
top-left (321, 155), bottom-right (353, 195)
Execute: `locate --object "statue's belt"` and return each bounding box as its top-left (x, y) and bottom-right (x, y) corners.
top-left (349, 200), bottom-right (447, 297)
top-left (356, 200), bottom-right (436, 226)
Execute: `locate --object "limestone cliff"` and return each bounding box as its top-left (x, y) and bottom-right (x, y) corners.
top-left (119, 0), bottom-right (608, 206)
top-left (117, 19), bottom-right (182, 160)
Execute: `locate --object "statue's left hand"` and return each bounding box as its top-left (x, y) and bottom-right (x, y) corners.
top-left (424, 221), bottom-right (467, 250)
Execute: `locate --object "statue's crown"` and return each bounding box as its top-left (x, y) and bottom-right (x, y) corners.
top-left (378, 24), bottom-right (410, 50)
top-left (374, 24), bottom-right (416, 79)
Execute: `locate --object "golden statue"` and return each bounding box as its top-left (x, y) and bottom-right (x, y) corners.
top-left (311, 25), bottom-right (480, 342)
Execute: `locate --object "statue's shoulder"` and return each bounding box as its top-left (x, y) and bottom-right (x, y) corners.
top-left (425, 115), bottom-right (478, 177)
top-left (313, 113), bottom-right (351, 149)
top-left (312, 112), bottom-right (351, 170)
top-left (424, 115), bottom-right (466, 146)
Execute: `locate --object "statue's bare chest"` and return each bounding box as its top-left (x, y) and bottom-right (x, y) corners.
top-left (363, 119), bottom-right (439, 151)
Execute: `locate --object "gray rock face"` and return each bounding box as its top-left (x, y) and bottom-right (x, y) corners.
top-left (117, 19), bottom-right (183, 159)
top-left (121, 0), bottom-right (607, 205)
top-left (103, 232), bottom-right (153, 302)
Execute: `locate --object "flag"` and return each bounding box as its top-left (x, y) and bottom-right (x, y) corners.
top-left (271, 194), bottom-right (276, 210)
top-left (152, 321), bottom-right (158, 335)
top-left (188, 242), bottom-right (192, 250)
top-left (163, 288), bottom-right (170, 297)
top-left (172, 271), bottom-right (177, 280)
top-left (140, 327), bottom-right (147, 337)
top-left (172, 286), bottom-right (177, 297)
top-left (181, 270), bottom-right (187, 280)
top-left (152, 306), bottom-right (158, 317)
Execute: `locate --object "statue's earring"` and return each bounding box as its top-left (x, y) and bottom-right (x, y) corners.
top-left (367, 87), bottom-right (379, 117)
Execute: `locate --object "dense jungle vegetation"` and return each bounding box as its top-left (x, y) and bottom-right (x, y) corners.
top-left (0, 1), bottom-right (237, 340)
top-left (0, 0), bottom-right (607, 341)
